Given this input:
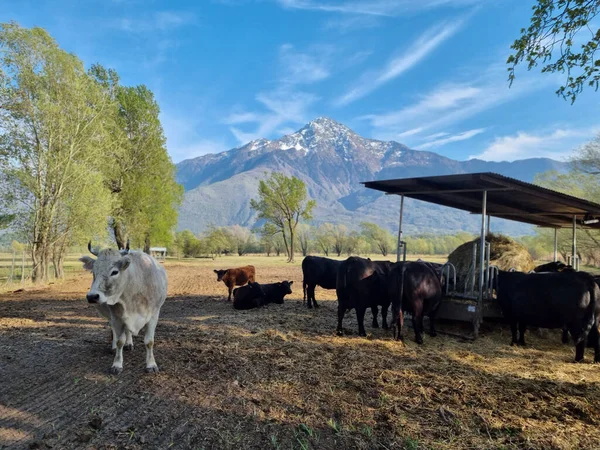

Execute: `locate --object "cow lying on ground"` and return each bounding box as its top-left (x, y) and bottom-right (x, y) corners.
top-left (302, 256), bottom-right (342, 308)
top-left (232, 281), bottom-right (293, 310)
top-left (214, 265), bottom-right (256, 301)
top-left (496, 270), bottom-right (600, 363)
top-left (80, 242), bottom-right (167, 374)
top-left (336, 257), bottom-right (391, 337)
top-left (388, 261), bottom-right (442, 344)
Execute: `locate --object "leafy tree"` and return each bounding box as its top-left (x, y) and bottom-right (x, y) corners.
top-left (93, 77), bottom-right (183, 251)
top-left (315, 223), bottom-right (335, 256)
top-left (256, 224), bottom-right (278, 256)
top-left (0, 22), bottom-right (113, 282)
top-left (227, 225), bottom-right (255, 256)
top-left (508, 0), bottom-right (600, 103)
top-left (360, 222), bottom-right (395, 256)
top-left (330, 224), bottom-right (348, 257)
top-left (296, 223), bottom-right (313, 257)
top-left (250, 173), bottom-right (315, 262)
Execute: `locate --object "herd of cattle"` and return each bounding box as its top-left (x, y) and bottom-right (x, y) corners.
top-left (78, 243), bottom-right (600, 375)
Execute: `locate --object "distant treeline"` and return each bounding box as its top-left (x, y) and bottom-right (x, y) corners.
top-left (169, 225), bottom-right (478, 258)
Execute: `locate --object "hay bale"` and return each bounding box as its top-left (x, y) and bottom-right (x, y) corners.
top-left (448, 233), bottom-right (534, 292)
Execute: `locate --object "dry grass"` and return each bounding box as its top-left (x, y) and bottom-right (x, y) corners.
top-left (0, 256), bottom-right (599, 449)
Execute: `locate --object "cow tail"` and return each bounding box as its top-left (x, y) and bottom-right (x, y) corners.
top-left (576, 279), bottom-right (599, 344)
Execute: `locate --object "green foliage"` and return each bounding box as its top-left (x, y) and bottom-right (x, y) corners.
top-left (360, 222), bottom-right (395, 256)
top-left (0, 22), bottom-right (114, 281)
top-left (314, 223), bottom-right (335, 256)
top-left (403, 232), bottom-right (475, 256)
top-left (295, 223), bottom-right (313, 257)
top-left (102, 82), bottom-right (183, 250)
top-left (0, 22), bottom-right (181, 281)
top-left (508, 0), bottom-right (600, 103)
top-left (534, 149), bottom-right (600, 266)
top-left (250, 172), bottom-right (316, 262)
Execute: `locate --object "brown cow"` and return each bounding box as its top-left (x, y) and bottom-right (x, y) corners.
top-left (214, 265), bottom-right (256, 301)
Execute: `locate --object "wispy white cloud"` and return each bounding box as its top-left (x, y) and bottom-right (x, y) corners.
top-left (275, 0), bottom-right (481, 16)
top-left (334, 20), bottom-right (465, 106)
top-left (114, 11), bottom-right (195, 33)
top-left (224, 89), bottom-right (319, 144)
top-left (363, 63), bottom-right (557, 144)
top-left (469, 126), bottom-right (600, 162)
top-left (278, 44), bottom-right (333, 84)
top-left (417, 128), bottom-right (486, 149)
top-left (364, 84), bottom-right (481, 129)
top-left (322, 14), bottom-right (382, 32)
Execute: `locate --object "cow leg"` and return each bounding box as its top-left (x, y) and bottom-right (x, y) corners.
top-left (311, 286), bottom-right (319, 308)
top-left (510, 322), bottom-right (518, 346)
top-left (575, 340), bottom-right (585, 363)
top-left (593, 327), bottom-right (600, 363)
top-left (371, 305), bottom-right (379, 328)
top-left (392, 308), bottom-right (404, 341)
top-left (336, 303), bottom-right (345, 336)
top-left (562, 327), bottom-right (569, 344)
top-left (356, 306), bottom-right (367, 337)
top-left (228, 285), bottom-right (233, 302)
top-left (144, 312), bottom-right (160, 373)
top-left (381, 304), bottom-right (389, 330)
top-left (124, 330), bottom-right (134, 352)
top-left (412, 315), bottom-right (424, 345)
top-left (303, 281), bottom-right (307, 304)
top-left (518, 322), bottom-right (526, 346)
top-left (110, 321), bottom-right (127, 375)
top-left (412, 304), bottom-right (424, 345)
top-left (429, 314), bottom-right (437, 337)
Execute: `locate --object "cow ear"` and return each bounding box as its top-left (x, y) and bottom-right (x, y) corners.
top-left (213, 269), bottom-right (218, 274)
top-left (289, 281), bottom-right (294, 285)
top-left (79, 256), bottom-right (95, 271)
top-left (117, 256), bottom-right (131, 271)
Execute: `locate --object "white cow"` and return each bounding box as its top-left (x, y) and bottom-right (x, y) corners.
top-left (80, 242), bottom-right (167, 374)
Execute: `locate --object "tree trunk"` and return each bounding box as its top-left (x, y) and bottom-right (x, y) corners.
top-left (144, 233), bottom-right (151, 254)
top-left (113, 220), bottom-right (127, 250)
top-left (288, 226), bottom-right (295, 263)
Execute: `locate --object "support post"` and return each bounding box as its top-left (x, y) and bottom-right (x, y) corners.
top-left (475, 190), bottom-right (487, 338)
top-left (487, 215), bottom-right (491, 236)
top-left (396, 195), bottom-right (404, 263)
top-left (572, 216), bottom-right (577, 270)
top-left (553, 228), bottom-right (558, 262)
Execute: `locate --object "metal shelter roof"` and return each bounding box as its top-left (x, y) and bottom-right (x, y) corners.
top-left (362, 172), bottom-right (600, 229)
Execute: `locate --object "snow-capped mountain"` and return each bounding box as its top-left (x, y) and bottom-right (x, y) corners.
top-left (175, 117), bottom-right (566, 235)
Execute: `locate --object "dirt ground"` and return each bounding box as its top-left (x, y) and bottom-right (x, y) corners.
top-left (1, 258), bottom-right (600, 450)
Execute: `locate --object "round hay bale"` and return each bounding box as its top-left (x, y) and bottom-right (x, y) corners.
top-left (447, 233), bottom-right (534, 292)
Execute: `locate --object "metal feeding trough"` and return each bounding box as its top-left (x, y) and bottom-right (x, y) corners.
top-left (362, 172), bottom-right (600, 339)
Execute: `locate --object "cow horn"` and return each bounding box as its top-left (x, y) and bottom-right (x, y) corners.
top-left (88, 241), bottom-right (99, 256)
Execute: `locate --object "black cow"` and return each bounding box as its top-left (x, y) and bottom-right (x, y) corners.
top-left (388, 261), bottom-right (442, 344)
top-left (496, 270), bottom-right (600, 363)
top-left (233, 282), bottom-right (266, 310)
top-left (533, 261), bottom-right (575, 273)
top-left (233, 281), bottom-right (293, 310)
top-left (336, 257), bottom-right (391, 337)
top-left (302, 256), bottom-right (342, 308)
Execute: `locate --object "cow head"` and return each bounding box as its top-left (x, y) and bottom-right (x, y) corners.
top-left (214, 269), bottom-right (227, 281)
top-left (80, 241), bottom-right (132, 305)
top-left (276, 280), bottom-right (293, 303)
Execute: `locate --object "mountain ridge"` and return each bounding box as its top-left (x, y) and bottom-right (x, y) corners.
top-left (175, 117), bottom-right (567, 235)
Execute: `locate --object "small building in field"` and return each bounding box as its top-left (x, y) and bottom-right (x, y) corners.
top-left (150, 247), bottom-right (167, 261)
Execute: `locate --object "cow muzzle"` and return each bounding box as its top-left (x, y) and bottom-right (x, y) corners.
top-left (86, 293), bottom-right (100, 304)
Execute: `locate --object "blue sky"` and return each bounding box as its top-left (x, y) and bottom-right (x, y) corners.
top-left (3, 0), bottom-right (600, 163)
